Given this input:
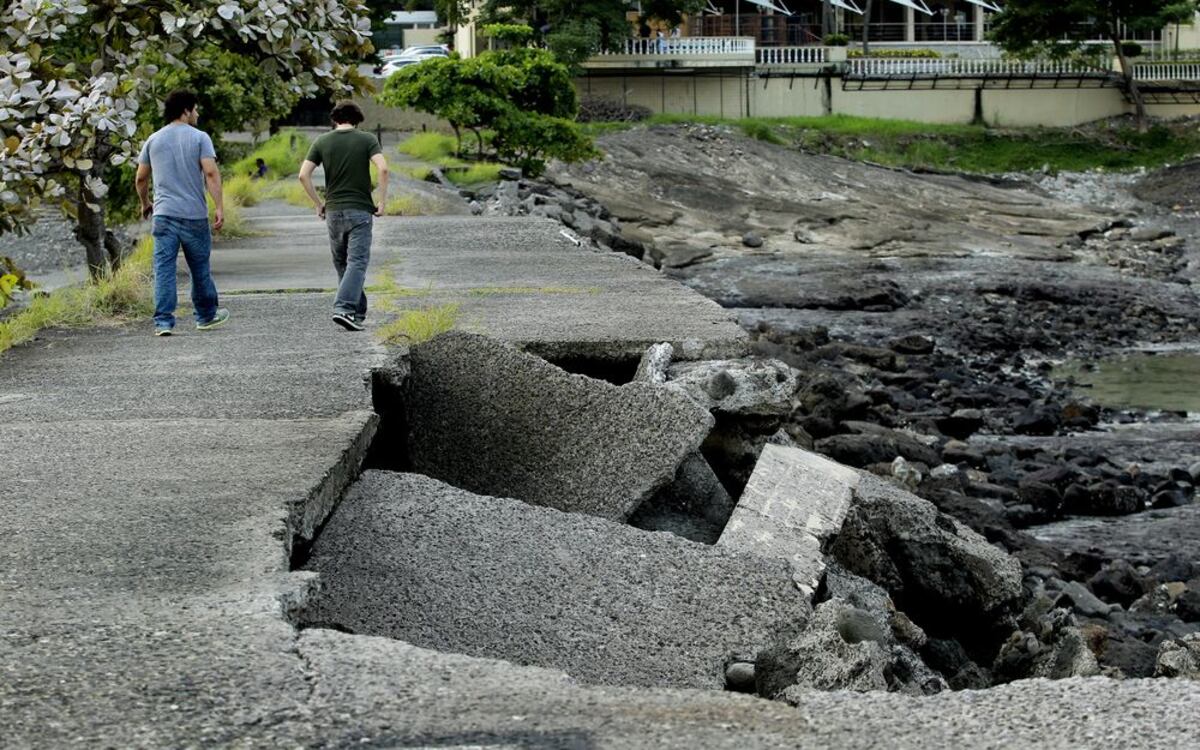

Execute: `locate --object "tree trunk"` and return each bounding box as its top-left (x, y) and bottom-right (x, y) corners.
top-left (862, 0), bottom-right (873, 55)
top-left (1112, 34), bottom-right (1147, 132)
top-left (74, 177), bottom-right (111, 278)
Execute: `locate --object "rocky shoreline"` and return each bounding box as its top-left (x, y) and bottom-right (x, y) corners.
top-left (471, 123), bottom-right (1200, 684)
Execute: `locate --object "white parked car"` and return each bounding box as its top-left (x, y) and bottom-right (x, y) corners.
top-left (376, 45), bottom-right (450, 77)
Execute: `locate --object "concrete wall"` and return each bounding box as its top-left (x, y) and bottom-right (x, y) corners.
top-left (577, 72), bottom-right (1200, 127)
top-left (578, 74), bottom-right (750, 119)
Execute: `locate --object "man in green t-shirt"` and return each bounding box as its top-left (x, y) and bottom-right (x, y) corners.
top-left (298, 101), bottom-right (389, 331)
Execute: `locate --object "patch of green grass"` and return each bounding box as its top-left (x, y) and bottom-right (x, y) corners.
top-left (446, 163), bottom-right (504, 185)
top-left (229, 130), bottom-right (311, 179)
top-left (377, 303), bottom-right (460, 345)
top-left (400, 165), bottom-right (434, 181)
top-left (208, 195), bottom-right (255, 239)
top-left (0, 236), bottom-right (154, 354)
top-left (384, 194), bottom-right (431, 216)
top-left (224, 174), bottom-right (266, 207)
top-left (398, 132), bottom-right (459, 162)
top-left (263, 180), bottom-right (317, 209)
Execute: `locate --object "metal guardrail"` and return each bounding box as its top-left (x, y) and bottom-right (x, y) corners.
top-left (846, 58), bottom-right (1101, 77)
top-left (756, 47), bottom-right (830, 65)
top-left (1133, 63), bottom-right (1200, 81)
top-left (596, 36), bottom-right (755, 57)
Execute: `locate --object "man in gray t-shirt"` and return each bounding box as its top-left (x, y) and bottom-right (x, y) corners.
top-left (135, 89), bottom-right (229, 336)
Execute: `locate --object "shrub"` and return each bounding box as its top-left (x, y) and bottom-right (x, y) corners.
top-left (824, 33), bottom-right (850, 46)
top-left (224, 174), bottom-right (267, 207)
top-left (398, 132), bottom-right (459, 161)
top-left (848, 48), bottom-right (942, 59)
top-left (1121, 41), bottom-right (1143, 58)
top-left (491, 111), bottom-right (599, 177)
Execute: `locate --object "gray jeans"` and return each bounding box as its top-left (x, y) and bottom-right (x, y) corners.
top-left (326, 209), bottom-right (372, 319)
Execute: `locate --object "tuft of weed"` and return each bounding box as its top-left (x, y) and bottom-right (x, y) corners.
top-left (0, 236), bottom-right (154, 354)
top-left (377, 303), bottom-right (460, 345)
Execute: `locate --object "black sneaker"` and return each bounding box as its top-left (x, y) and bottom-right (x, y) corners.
top-left (332, 313), bottom-right (365, 331)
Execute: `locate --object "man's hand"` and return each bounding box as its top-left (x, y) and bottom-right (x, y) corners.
top-left (317, 203), bottom-right (326, 220)
top-left (212, 208), bottom-right (225, 231)
top-left (374, 202), bottom-right (385, 218)
top-left (140, 202), bottom-right (152, 220)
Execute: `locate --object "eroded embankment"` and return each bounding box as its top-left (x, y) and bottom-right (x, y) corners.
top-left (290, 330), bottom-right (1200, 702)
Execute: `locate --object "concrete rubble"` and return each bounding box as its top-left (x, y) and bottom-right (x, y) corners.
top-left (718, 444), bottom-right (859, 596)
top-left (300, 470), bottom-right (810, 689)
top-left (401, 331), bottom-right (714, 522)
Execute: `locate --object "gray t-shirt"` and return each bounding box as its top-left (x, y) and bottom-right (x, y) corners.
top-left (138, 124), bottom-right (217, 220)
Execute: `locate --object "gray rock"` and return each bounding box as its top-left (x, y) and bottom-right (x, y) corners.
top-left (742, 232), bottom-right (764, 248)
top-left (663, 358), bottom-right (799, 416)
top-left (495, 179), bottom-right (522, 215)
top-left (498, 167), bottom-right (523, 181)
top-left (633, 342), bottom-right (674, 384)
top-left (718, 445), bottom-right (859, 595)
top-left (301, 471), bottom-right (810, 690)
top-left (1055, 580), bottom-right (1117, 618)
top-left (724, 661), bottom-right (756, 691)
top-left (1129, 225), bottom-right (1174, 242)
top-left (1155, 633), bottom-right (1200, 679)
top-left (815, 430), bottom-right (941, 469)
top-left (828, 473), bottom-right (1024, 654)
top-left (468, 200), bottom-right (484, 216)
top-left (402, 332), bottom-right (713, 522)
top-left (757, 599), bottom-right (946, 699)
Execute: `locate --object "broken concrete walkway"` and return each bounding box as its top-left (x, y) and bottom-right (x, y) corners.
top-left (3, 202), bottom-right (1200, 748)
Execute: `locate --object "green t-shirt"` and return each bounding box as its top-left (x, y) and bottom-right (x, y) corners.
top-left (305, 129), bottom-right (382, 212)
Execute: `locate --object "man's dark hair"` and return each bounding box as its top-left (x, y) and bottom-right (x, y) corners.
top-left (163, 90), bottom-right (199, 123)
top-left (330, 100), bottom-right (365, 126)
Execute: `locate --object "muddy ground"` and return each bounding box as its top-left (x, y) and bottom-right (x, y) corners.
top-left (539, 124), bottom-right (1200, 679)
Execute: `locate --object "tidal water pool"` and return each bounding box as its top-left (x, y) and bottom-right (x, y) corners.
top-left (1057, 352), bottom-right (1200, 413)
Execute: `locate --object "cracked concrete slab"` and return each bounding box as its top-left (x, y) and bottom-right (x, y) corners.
top-left (403, 331), bottom-right (715, 521)
top-left (301, 470), bottom-right (809, 689)
top-left (718, 445), bottom-right (860, 596)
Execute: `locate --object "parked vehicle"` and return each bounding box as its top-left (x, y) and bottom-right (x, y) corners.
top-left (374, 45), bottom-right (450, 76)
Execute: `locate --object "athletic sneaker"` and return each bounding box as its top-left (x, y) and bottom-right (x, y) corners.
top-left (332, 312), bottom-right (365, 331)
top-left (155, 327), bottom-right (173, 337)
top-left (196, 308), bottom-right (230, 331)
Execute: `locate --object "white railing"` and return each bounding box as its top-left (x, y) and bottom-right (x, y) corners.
top-left (598, 36), bottom-right (755, 57)
top-left (757, 47), bottom-right (829, 65)
top-left (1133, 63), bottom-right (1200, 81)
top-left (846, 57), bottom-right (1102, 77)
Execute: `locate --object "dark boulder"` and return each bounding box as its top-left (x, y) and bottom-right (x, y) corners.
top-left (1088, 560), bottom-right (1152, 607)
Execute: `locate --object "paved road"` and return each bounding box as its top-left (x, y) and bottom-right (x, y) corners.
top-left (2, 201), bottom-right (1199, 748)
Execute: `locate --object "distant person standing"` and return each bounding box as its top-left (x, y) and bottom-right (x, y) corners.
top-left (135, 89), bottom-right (229, 337)
top-left (298, 101), bottom-right (389, 331)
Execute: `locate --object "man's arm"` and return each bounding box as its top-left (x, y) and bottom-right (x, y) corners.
top-left (135, 164), bottom-right (153, 219)
top-left (298, 160), bottom-right (324, 219)
top-left (371, 153), bottom-right (388, 217)
top-left (201, 157), bottom-right (224, 231)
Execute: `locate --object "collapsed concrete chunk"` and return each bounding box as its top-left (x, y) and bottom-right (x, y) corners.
top-left (828, 473), bottom-right (1025, 658)
top-left (663, 358), bottom-right (800, 416)
top-left (403, 331), bottom-right (714, 522)
top-left (301, 471), bottom-right (810, 690)
top-left (718, 444), bottom-right (859, 596)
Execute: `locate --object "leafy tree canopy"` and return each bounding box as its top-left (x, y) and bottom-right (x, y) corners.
top-left (990, 0), bottom-right (1198, 127)
top-left (478, 0), bottom-right (705, 66)
top-left (379, 47), bottom-right (596, 175)
top-left (0, 0), bottom-right (373, 273)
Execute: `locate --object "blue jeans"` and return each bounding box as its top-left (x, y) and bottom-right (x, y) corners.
top-left (326, 209), bottom-right (372, 319)
top-left (152, 216), bottom-right (218, 329)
